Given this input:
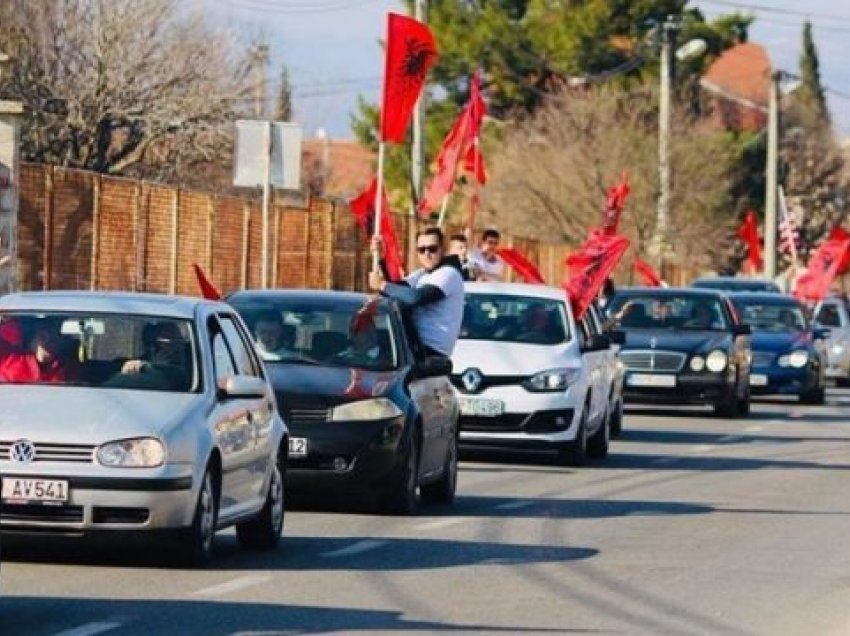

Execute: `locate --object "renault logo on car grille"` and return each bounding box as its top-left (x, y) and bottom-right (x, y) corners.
top-left (461, 368), bottom-right (483, 393)
top-left (10, 439), bottom-right (36, 464)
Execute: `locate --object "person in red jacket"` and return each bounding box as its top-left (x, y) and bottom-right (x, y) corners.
top-left (0, 318), bottom-right (79, 384)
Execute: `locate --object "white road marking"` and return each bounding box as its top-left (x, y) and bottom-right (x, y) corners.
top-left (50, 622), bottom-right (124, 636)
top-left (690, 444), bottom-right (715, 453)
top-left (321, 539), bottom-right (387, 558)
top-left (495, 500), bottom-right (535, 511)
top-left (191, 574), bottom-right (271, 597)
top-left (416, 517), bottom-right (465, 531)
top-left (744, 425), bottom-right (764, 432)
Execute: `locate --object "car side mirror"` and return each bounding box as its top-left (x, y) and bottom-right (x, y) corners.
top-left (733, 324), bottom-right (752, 336)
top-left (607, 330), bottom-right (626, 346)
top-left (219, 375), bottom-right (268, 400)
top-left (582, 334), bottom-right (611, 353)
top-left (415, 355), bottom-right (453, 378)
top-left (813, 327), bottom-right (830, 341)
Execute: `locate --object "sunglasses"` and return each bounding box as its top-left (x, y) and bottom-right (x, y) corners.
top-left (417, 244), bottom-right (440, 255)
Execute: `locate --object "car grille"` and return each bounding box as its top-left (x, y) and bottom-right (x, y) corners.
top-left (0, 441), bottom-right (95, 463)
top-left (620, 350), bottom-right (686, 372)
top-left (287, 408), bottom-right (331, 424)
top-left (2, 504), bottom-right (84, 524)
top-left (751, 351), bottom-right (776, 367)
top-left (461, 410), bottom-right (573, 434)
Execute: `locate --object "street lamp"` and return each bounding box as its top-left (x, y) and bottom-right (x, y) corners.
top-left (649, 16), bottom-right (707, 272)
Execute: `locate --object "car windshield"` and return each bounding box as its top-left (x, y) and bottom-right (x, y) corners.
top-left (608, 294), bottom-right (730, 331)
top-left (732, 300), bottom-right (807, 332)
top-left (0, 311), bottom-right (198, 392)
top-left (460, 294), bottom-right (570, 344)
top-left (229, 299), bottom-right (398, 371)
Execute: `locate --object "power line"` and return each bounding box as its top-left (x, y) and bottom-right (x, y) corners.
top-left (695, 0), bottom-right (850, 25)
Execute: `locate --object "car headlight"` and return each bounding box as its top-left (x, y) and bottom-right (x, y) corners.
top-left (97, 438), bottom-right (165, 468)
top-left (331, 398), bottom-right (403, 421)
top-left (779, 350), bottom-right (809, 368)
top-left (690, 355), bottom-right (705, 372)
top-left (705, 350), bottom-right (728, 373)
top-left (832, 343), bottom-right (845, 356)
top-left (525, 368), bottom-right (581, 392)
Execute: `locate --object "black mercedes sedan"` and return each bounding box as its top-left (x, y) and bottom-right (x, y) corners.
top-left (227, 290), bottom-right (459, 514)
top-left (607, 288), bottom-right (752, 417)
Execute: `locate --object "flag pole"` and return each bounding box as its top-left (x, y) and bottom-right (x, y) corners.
top-left (437, 193), bottom-right (449, 227)
top-left (372, 141), bottom-right (386, 273)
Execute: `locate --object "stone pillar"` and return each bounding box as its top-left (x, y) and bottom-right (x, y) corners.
top-left (0, 52), bottom-right (23, 293)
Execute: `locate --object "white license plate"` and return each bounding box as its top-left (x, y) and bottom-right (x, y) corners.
top-left (459, 397), bottom-right (504, 417)
top-left (288, 437), bottom-right (308, 458)
top-left (750, 373), bottom-right (768, 387)
top-left (627, 373), bottom-right (676, 388)
top-left (1, 478), bottom-right (69, 504)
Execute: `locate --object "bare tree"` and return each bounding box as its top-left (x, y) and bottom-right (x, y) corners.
top-left (478, 85), bottom-right (739, 271)
top-left (0, 0), bottom-right (259, 180)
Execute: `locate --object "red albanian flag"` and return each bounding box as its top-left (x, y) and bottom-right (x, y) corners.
top-left (497, 248), bottom-right (544, 284)
top-left (736, 211), bottom-right (762, 273)
top-left (564, 233), bottom-right (631, 320)
top-left (350, 296), bottom-right (380, 336)
top-left (793, 238), bottom-right (850, 302)
top-left (463, 143), bottom-right (487, 186)
top-left (601, 172), bottom-right (630, 236)
top-left (349, 177), bottom-right (405, 282)
top-left (380, 13), bottom-right (438, 143)
top-left (634, 257), bottom-right (663, 287)
top-left (193, 263), bottom-right (222, 300)
top-left (829, 226), bottom-right (850, 274)
top-left (417, 107), bottom-right (471, 216)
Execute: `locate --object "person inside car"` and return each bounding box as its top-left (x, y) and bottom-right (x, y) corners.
top-left (683, 302), bottom-right (721, 330)
top-left (331, 318), bottom-right (385, 368)
top-left (0, 317), bottom-right (80, 384)
top-left (512, 304), bottom-right (562, 343)
top-left (116, 321), bottom-right (190, 390)
top-left (253, 311), bottom-right (296, 360)
top-left (777, 308), bottom-right (801, 331)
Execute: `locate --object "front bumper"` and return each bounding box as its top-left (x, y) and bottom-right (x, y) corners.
top-left (748, 366), bottom-right (814, 396)
top-left (285, 415), bottom-right (407, 492)
top-left (0, 468), bottom-right (195, 535)
top-left (623, 371), bottom-right (735, 406)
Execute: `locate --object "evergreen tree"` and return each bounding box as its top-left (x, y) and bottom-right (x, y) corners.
top-left (276, 65), bottom-right (293, 122)
top-left (798, 21), bottom-right (829, 126)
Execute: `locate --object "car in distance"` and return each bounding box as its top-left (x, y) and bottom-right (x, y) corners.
top-left (0, 292), bottom-right (287, 565)
top-left (450, 283), bottom-right (622, 465)
top-left (730, 293), bottom-right (827, 404)
top-left (227, 290), bottom-right (459, 514)
top-left (692, 276), bottom-right (781, 294)
top-left (608, 288), bottom-right (751, 417)
top-left (813, 296), bottom-right (850, 387)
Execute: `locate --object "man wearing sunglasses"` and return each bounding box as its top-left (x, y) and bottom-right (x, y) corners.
top-left (370, 227), bottom-right (464, 357)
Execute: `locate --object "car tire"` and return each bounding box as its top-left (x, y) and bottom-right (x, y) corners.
top-left (838, 376), bottom-right (850, 388)
top-left (381, 432), bottom-right (419, 515)
top-left (714, 384), bottom-right (741, 418)
top-left (174, 465), bottom-right (218, 567)
top-left (586, 409), bottom-right (610, 459)
top-left (609, 398), bottom-right (624, 438)
top-left (558, 406), bottom-right (587, 466)
top-left (420, 431), bottom-right (458, 506)
top-left (236, 459), bottom-right (285, 551)
top-left (800, 387), bottom-right (826, 405)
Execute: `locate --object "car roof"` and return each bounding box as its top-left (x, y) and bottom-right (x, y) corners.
top-left (463, 282), bottom-right (567, 301)
top-left (613, 286), bottom-right (727, 299)
top-left (227, 288), bottom-right (385, 307)
top-left (0, 291), bottom-right (225, 319)
top-left (726, 292), bottom-right (799, 305)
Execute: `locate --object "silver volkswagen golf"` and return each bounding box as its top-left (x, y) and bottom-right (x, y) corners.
top-left (0, 292), bottom-right (288, 565)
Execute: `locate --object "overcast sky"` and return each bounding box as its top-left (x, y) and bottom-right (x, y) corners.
top-left (208, 0), bottom-right (850, 139)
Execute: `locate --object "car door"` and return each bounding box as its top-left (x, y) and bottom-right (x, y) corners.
top-left (587, 304), bottom-right (616, 415)
top-left (578, 313), bottom-right (606, 430)
top-left (218, 313), bottom-right (275, 513)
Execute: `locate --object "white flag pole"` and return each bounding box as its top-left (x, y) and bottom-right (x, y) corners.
top-left (372, 141), bottom-right (386, 273)
top-left (437, 193), bottom-right (449, 227)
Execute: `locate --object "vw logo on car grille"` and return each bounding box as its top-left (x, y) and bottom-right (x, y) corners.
top-left (10, 439), bottom-right (36, 464)
top-left (461, 368), bottom-right (483, 393)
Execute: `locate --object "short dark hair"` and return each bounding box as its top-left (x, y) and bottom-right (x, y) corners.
top-left (449, 233), bottom-right (467, 243)
top-left (416, 226), bottom-right (445, 246)
top-left (482, 229), bottom-right (500, 241)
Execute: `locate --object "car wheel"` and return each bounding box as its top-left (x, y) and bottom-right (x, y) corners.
top-left (175, 465), bottom-right (218, 566)
top-left (800, 387), bottom-right (826, 405)
top-left (609, 398), bottom-right (624, 438)
top-left (737, 384), bottom-right (751, 417)
top-left (838, 375), bottom-right (850, 388)
top-left (586, 409), bottom-right (610, 459)
top-left (236, 458), bottom-right (285, 551)
top-left (420, 431), bottom-right (458, 506)
top-left (381, 431), bottom-right (419, 515)
top-left (558, 406), bottom-right (587, 466)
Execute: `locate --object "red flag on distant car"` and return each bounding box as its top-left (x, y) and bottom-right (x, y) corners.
top-left (829, 226), bottom-right (850, 274)
top-left (736, 211), bottom-right (762, 273)
top-left (634, 257), bottom-right (663, 287)
top-left (601, 172), bottom-right (630, 236)
top-left (564, 232), bottom-right (631, 320)
top-left (497, 247), bottom-right (545, 284)
top-left (193, 263), bottom-right (222, 300)
top-left (380, 13), bottom-right (437, 143)
top-left (349, 177), bottom-right (405, 281)
top-left (793, 238), bottom-right (850, 302)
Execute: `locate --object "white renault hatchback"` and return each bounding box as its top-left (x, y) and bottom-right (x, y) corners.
top-left (0, 292), bottom-right (287, 565)
top-left (451, 283), bottom-right (622, 465)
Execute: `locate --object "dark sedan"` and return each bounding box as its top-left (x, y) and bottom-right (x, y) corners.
top-left (692, 276), bottom-right (781, 293)
top-left (227, 290), bottom-right (459, 514)
top-left (608, 288), bottom-right (751, 417)
top-left (728, 293), bottom-right (827, 404)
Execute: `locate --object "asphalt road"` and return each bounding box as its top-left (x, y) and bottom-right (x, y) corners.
top-left (3, 390), bottom-right (850, 636)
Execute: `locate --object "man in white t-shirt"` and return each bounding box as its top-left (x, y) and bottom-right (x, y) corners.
top-left (468, 228), bottom-right (505, 282)
top-left (369, 227), bottom-right (464, 357)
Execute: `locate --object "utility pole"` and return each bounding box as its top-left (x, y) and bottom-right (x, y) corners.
top-left (410, 0), bottom-right (427, 216)
top-left (254, 44), bottom-right (269, 119)
top-left (764, 71), bottom-right (781, 280)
